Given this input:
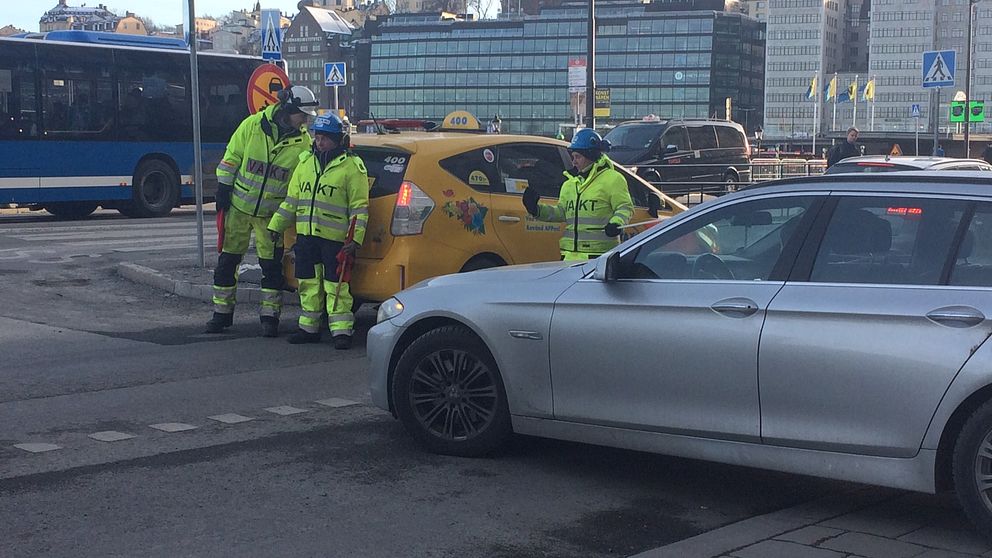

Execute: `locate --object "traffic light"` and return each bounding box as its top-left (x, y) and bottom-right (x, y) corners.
top-left (950, 101), bottom-right (966, 123)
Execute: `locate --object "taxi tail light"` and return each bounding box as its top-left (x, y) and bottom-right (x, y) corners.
top-left (391, 181), bottom-right (434, 236)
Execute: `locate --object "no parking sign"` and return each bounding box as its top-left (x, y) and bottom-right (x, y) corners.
top-left (246, 64), bottom-right (290, 115)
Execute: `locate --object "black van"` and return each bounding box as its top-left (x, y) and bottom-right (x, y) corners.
top-left (603, 118), bottom-right (751, 194)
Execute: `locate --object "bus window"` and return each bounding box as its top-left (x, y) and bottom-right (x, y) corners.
top-left (197, 55), bottom-right (252, 144)
top-left (0, 42), bottom-right (39, 139)
top-left (39, 45), bottom-right (115, 139)
top-left (116, 49), bottom-right (191, 142)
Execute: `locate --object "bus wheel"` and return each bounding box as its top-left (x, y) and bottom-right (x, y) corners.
top-left (44, 202), bottom-right (98, 220)
top-left (131, 159), bottom-right (179, 218)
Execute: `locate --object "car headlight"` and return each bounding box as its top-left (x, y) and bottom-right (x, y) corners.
top-left (377, 297), bottom-right (404, 324)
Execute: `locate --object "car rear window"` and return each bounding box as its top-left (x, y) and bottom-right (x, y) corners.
top-left (715, 126), bottom-right (745, 148)
top-left (826, 162), bottom-right (917, 174)
top-left (353, 147), bottom-right (410, 199)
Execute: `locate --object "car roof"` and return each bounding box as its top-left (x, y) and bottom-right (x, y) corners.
top-left (352, 132), bottom-right (566, 154)
top-left (740, 171), bottom-right (992, 198)
top-left (831, 155), bottom-right (990, 168)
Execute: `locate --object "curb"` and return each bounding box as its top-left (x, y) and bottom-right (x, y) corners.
top-left (629, 486), bottom-right (899, 558)
top-left (117, 262), bottom-right (300, 306)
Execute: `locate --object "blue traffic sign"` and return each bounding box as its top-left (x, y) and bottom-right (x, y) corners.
top-left (260, 9), bottom-right (282, 61)
top-left (324, 62), bottom-right (347, 87)
top-left (922, 50), bottom-right (955, 88)
top-left (911, 104), bottom-right (921, 118)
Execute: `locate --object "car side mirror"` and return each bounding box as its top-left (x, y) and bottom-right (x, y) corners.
top-left (665, 144), bottom-right (679, 155)
top-left (594, 251), bottom-right (621, 283)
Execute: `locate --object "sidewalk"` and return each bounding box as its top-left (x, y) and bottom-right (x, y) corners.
top-left (117, 254), bottom-right (300, 307)
top-left (635, 487), bottom-right (991, 558)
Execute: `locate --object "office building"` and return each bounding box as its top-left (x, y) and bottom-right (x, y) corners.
top-left (368, 0), bottom-right (765, 136)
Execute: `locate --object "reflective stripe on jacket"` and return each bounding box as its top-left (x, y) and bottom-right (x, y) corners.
top-left (536, 154), bottom-right (634, 256)
top-left (215, 104), bottom-right (312, 218)
top-left (268, 151), bottom-right (370, 245)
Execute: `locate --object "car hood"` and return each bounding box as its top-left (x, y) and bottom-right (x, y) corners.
top-left (405, 260), bottom-right (584, 292)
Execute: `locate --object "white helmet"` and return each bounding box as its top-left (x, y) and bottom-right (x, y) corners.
top-left (279, 85), bottom-right (319, 116)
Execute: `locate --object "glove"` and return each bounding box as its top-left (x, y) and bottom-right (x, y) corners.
top-left (268, 229), bottom-right (282, 244)
top-left (604, 222), bottom-right (621, 238)
top-left (341, 241), bottom-right (359, 256)
top-left (215, 184), bottom-right (232, 212)
top-left (522, 186), bottom-right (540, 217)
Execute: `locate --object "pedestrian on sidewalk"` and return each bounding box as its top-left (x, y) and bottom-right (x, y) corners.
top-left (206, 86), bottom-right (317, 337)
top-left (827, 127), bottom-right (861, 167)
top-left (267, 113), bottom-right (369, 349)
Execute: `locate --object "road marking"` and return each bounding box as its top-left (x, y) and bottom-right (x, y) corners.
top-left (13, 443), bottom-right (62, 453)
top-left (149, 422), bottom-right (199, 433)
top-left (264, 406), bottom-right (309, 416)
top-left (208, 413), bottom-right (254, 424)
top-left (315, 398), bottom-right (360, 408)
top-left (88, 431), bottom-right (137, 442)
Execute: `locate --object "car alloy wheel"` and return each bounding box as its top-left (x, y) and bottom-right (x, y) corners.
top-left (410, 348), bottom-right (498, 441)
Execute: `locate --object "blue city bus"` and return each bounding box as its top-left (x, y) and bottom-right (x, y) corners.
top-left (0, 31), bottom-right (268, 218)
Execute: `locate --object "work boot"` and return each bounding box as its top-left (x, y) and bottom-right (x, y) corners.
top-left (205, 312), bottom-right (233, 333)
top-left (332, 335), bottom-right (352, 350)
top-left (260, 316), bottom-right (279, 338)
top-left (288, 329), bottom-right (322, 344)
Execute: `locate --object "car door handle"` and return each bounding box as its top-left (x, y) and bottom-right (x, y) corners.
top-left (498, 215), bottom-right (521, 223)
top-left (926, 306), bottom-right (985, 328)
top-left (711, 298), bottom-right (759, 317)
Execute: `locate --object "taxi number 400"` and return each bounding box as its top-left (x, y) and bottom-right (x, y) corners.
top-left (384, 156), bottom-right (407, 165)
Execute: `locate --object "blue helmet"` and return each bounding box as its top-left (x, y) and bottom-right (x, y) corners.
top-left (569, 128), bottom-right (611, 153)
top-left (312, 113), bottom-right (344, 135)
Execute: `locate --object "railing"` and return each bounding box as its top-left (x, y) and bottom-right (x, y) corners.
top-left (632, 159), bottom-right (828, 205)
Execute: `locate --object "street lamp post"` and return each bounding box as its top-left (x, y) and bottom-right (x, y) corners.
top-left (585, 0), bottom-right (596, 129)
top-left (965, 0), bottom-right (976, 158)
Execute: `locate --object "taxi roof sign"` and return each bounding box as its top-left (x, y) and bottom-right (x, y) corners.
top-left (247, 64), bottom-right (290, 115)
top-left (439, 111), bottom-right (482, 131)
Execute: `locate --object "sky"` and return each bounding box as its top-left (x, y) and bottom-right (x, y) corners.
top-left (5, 1), bottom-right (308, 32)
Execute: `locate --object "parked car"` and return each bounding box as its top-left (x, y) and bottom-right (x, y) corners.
top-left (825, 155), bottom-right (992, 174)
top-left (283, 132), bottom-right (683, 304)
top-left (369, 171), bottom-right (992, 538)
top-left (603, 117), bottom-right (752, 193)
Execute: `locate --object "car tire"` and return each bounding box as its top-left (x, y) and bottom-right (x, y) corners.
top-left (392, 325), bottom-right (512, 457)
top-left (130, 159), bottom-right (179, 218)
top-left (723, 171), bottom-right (739, 192)
top-left (952, 399), bottom-right (992, 541)
top-left (44, 202), bottom-right (98, 220)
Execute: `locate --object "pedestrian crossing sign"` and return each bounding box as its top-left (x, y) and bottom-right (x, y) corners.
top-left (324, 62), bottom-right (347, 87)
top-left (260, 9), bottom-right (282, 61)
top-left (922, 50), bottom-right (955, 88)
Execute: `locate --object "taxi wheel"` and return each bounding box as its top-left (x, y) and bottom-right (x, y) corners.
top-left (953, 398), bottom-right (992, 541)
top-left (392, 325), bottom-right (511, 457)
top-left (460, 255), bottom-right (504, 273)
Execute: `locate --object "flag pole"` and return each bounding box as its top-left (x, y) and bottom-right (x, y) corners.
top-left (832, 73), bottom-right (838, 132)
top-left (853, 75), bottom-right (859, 128)
top-left (870, 75), bottom-right (876, 131)
top-left (812, 72), bottom-right (818, 157)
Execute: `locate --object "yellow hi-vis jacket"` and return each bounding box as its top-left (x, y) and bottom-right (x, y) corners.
top-left (215, 104), bottom-right (312, 218)
top-left (536, 154), bottom-right (634, 256)
top-left (268, 150), bottom-right (370, 245)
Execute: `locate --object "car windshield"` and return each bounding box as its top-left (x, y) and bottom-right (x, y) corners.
top-left (604, 123), bottom-right (665, 150)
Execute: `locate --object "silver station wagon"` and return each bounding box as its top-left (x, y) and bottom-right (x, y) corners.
top-left (367, 172), bottom-right (992, 537)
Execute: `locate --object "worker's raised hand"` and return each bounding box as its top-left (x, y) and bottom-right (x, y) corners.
top-left (522, 186), bottom-right (540, 217)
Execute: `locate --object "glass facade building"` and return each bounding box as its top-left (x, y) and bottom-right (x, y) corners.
top-left (368, 1), bottom-right (764, 136)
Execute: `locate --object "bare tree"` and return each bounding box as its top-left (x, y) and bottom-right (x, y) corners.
top-left (467, 0), bottom-right (499, 18)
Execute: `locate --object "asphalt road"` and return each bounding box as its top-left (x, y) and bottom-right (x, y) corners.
top-left (0, 209), bottom-right (854, 557)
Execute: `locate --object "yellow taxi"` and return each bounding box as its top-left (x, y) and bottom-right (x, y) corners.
top-left (285, 123), bottom-right (685, 304)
